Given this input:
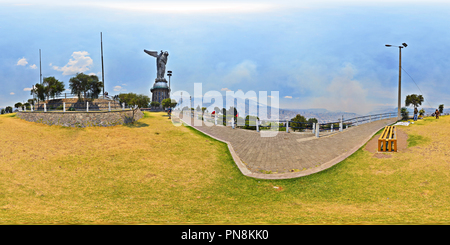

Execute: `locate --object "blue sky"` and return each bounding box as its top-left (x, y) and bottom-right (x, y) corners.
top-left (1, 0), bottom-right (450, 114)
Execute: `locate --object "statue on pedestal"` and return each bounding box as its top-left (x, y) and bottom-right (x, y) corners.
top-left (145, 49), bottom-right (171, 110)
top-left (144, 49), bottom-right (169, 81)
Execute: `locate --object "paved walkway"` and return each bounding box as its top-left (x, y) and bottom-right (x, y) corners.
top-left (178, 114), bottom-right (397, 179)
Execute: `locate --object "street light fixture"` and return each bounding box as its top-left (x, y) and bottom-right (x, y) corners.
top-left (385, 43), bottom-right (407, 120)
top-left (167, 70), bottom-right (172, 90)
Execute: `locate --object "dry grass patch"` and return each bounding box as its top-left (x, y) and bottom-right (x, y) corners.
top-left (2, 113), bottom-right (450, 224)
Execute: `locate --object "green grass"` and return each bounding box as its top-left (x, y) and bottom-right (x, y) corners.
top-left (407, 134), bottom-right (431, 147)
top-left (1, 113), bottom-right (450, 224)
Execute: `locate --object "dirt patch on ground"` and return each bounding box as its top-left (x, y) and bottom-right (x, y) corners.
top-left (364, 127), bottom-right (408, 158)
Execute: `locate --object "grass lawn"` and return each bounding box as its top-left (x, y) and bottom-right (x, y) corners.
top-left (1, 112), bottom-right (450, 224)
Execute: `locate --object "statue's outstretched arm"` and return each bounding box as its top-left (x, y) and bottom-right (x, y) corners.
top-left (144, 49), bottom-right (158, 58)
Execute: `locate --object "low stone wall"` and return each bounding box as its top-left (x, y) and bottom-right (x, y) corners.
top-left (16, 108), bottom-right (143, 127)
top-left (33, 98), bottom-right (122, 111)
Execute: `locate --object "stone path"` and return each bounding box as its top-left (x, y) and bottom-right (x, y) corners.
top-left (178, 114), bottom-right (397, 179)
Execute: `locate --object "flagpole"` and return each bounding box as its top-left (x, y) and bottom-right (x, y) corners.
top-left (39, 49), bottom-right (42, 84)
top-left (101, 32), bottom-right (105, 98)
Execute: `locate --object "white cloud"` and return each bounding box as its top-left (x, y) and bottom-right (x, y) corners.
top-left (113, 85), bottom-right (126, 92)
top-left (16, 57), bottom-right (28, 66)
top-left (49, 63), bottom-right (52, 66)
top-left (284, 96), bottom-right (292, 99)
top-left (10, 92), bottom-right (15, 95)
top-left (29, 64), bottom-right (37, 69)
top-left (221, 88), bottom-right (231, 91)
top-left (23, 88), bottom-right (32, 91)
top-left (52, 51), bottom-right (93, 76)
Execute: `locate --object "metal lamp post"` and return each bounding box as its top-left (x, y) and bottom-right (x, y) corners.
top-left (385, 43), bottom-right (407, 120)
top-left (167, 70), bottom-right (172, 90)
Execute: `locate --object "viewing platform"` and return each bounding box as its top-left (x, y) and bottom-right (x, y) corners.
top-left (178, 111), bottom-right (397, 179)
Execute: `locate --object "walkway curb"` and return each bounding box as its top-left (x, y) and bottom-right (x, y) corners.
top-left (179, 118), bottom-right (252, 176)
top-left (180, 116), bottom-right (397, 180)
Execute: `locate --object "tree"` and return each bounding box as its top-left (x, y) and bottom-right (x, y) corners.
top-left (201, 107), bottom-right (207, 114)
top-left (43, 76), bottom-right (65, 100)
top-left (30, 83), bottom-right (46, 102)
top-left (401, 107), bottom-right (409, 120)
top-left (87, 77), bottom-right (103, 99)
top-left (170, 100), bottom-right (178, 108)
top-left (439, 104), bottom-right (444, 114)
top-left (150, 101), bottom-right (160, 107)
top-left (214, 107), bottom-right (221, 114)
top-left (161, 98), bottom-right (171, 109)
top-left (243, 115), bottom-right (259, 130)
top-left (118, 93), bottom-right (150, 108)
top-left (27, 98), bottom-right (36, 106)
top-left (162, 98), bottom-right (177, 109)
top-left (5, 106), bottom-right (12, 113)
top-left (307, 118), bottom-right (318, 124)
top-left (14, 102), bottom-right (23, 110)
top-left (69, 73), bottom-right (102, 100)
top-left (405, 94), bottom-right (424, 110)
top-left (419, 109), bottom-right (425, 117)
top-left (290, 114), bottom-right (307, 132)
top-left (227, 106), bottom-right (238, 124)
top-left (1, 109), bottom-right (4, 114)
top-left (227, 106), bottom-right (238, 117)
top-left (23, 102), bottom-right (31, 110)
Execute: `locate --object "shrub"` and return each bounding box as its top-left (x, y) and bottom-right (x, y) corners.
top-left (401, 107), bottom-right (409, 120)
top-left (242, 115), bottom-right (259, 130)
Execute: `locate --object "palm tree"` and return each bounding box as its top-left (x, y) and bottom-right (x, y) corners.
top-left (405, 94), bottom-right (424, 110)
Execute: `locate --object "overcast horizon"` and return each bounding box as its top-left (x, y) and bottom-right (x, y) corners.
top-left (2, 0), bottom-right (450, 115)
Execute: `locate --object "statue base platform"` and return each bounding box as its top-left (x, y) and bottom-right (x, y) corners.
top-left (155, 78), bottom-right (167, 82)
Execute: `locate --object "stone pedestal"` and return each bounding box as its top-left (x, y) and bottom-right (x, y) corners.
top-left (150, 78), bottom-right (170, 110)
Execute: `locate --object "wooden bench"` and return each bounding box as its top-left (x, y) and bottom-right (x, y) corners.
top-left (378, 126), bottom-right (397, 152)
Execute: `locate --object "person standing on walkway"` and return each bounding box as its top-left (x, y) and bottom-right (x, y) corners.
top-left (436, 109), bottom-right (440, 119)
top-left (414, 107), bottom-right (418, 121)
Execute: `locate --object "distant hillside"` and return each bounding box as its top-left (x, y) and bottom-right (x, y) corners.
top-left (279, 108), bottom-right (361, 123)
top-left (200, 96), bottom-right (361, 122)
top-left (368, 107), bottom-right (450, 116)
